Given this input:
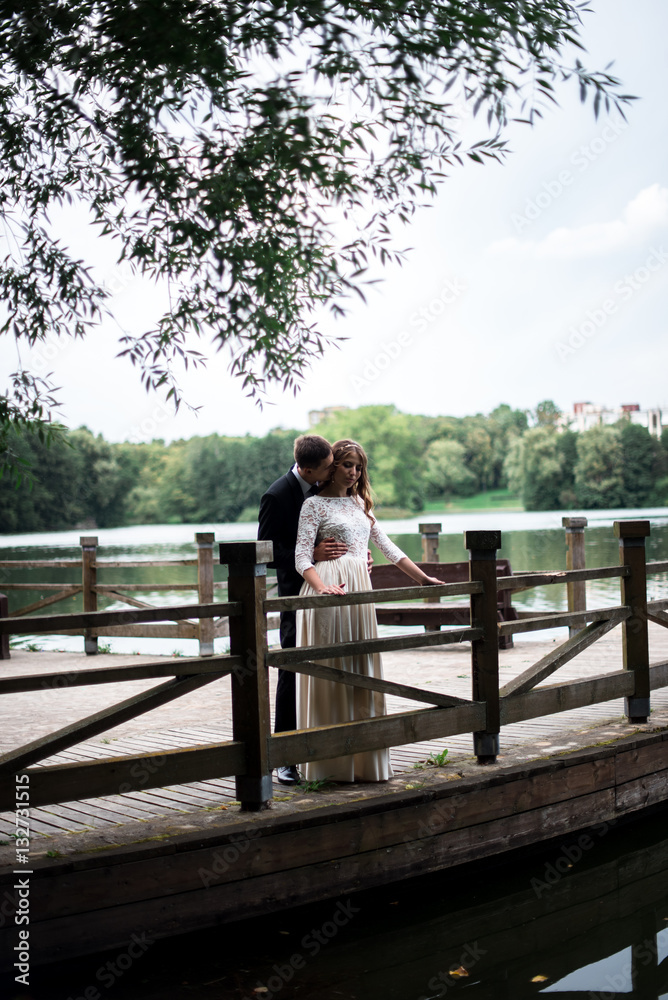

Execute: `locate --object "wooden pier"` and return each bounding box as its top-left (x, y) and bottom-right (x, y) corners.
top-left (1, 520), bottom-right (668, 968)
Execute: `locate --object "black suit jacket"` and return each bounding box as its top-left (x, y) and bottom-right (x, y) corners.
top-left (258, 470), bottom-right (309, 597)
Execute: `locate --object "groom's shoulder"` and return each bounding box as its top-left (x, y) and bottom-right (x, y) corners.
top-left (263, 470), bottom-right (295, 499)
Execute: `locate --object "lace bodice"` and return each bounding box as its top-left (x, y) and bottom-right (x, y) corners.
top-left (295, 496), bottom-right (406, 575)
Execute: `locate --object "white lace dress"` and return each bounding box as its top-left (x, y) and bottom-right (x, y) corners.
top-left (295, 495), bottom-right (406, 782)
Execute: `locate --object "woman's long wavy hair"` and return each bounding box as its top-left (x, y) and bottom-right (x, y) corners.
top-left (329, 439), bottom-right (374, 519)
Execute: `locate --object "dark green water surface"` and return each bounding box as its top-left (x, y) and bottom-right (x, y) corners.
top-left (10, 807), bottom-right (668, 1000)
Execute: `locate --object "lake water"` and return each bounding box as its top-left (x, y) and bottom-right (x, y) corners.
top-left (2, 506), bottom-right (668, 653)
top-left (20, 806), bottom-right (668, 999)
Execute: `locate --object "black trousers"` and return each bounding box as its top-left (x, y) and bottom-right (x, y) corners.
top-left (274, 609), bottom-right (297, 733)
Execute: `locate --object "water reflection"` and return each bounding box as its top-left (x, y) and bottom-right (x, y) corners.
top-left (23, 809), bottom-right (668, 999)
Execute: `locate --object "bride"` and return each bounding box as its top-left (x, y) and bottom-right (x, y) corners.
top-left (295, 438), bottom-right (441, 782)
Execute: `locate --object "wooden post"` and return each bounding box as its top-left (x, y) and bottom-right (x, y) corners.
top-left (562, 516), bottom-right (588, 638)
top-left (196, 532), bottom-right (215, 657)
top-left (220, 540), bottom-right (273, 811)
top-left (631, 915), bottom-right (658, 993)
top-left (419, 523), bottom-right (441, 563)
top-left (466, 530), bottom-right (501, 764)
top-left (419, 523), bottom-right (441, 607)
top-left (614, 520), bottom-right (650, 724)
top-left (80, 536), bottom-right (98, 655)
top-left (0, 595), bottom-right (9, 660)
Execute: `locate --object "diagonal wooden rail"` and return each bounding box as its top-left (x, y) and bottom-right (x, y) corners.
top-left (499, 613), bottom-right (627, 697)
top-left (0, 520), bottom-right (665, 813)
top-left (0, 672), bottom-right (229, 773)
top-left (276, 658), bottom-right (472, 708)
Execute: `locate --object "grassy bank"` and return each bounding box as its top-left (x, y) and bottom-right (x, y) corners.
top-left (423, 490), bottom-right (523, 514)
top-left (374, 490), bottom-right (523, 519)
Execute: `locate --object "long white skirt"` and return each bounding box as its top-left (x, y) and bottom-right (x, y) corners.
top-left (296, 555), bottom-right (393, 783)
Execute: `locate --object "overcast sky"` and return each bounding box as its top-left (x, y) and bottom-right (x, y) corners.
top-left (2, 0), bottom-right (667, 445)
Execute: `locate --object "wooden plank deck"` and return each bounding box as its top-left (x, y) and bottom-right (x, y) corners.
top-left (2, 621), bottom-right (668, 841)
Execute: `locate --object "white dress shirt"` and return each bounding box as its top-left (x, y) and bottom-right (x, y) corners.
top-left (291, 462), bottom-right (313, 496)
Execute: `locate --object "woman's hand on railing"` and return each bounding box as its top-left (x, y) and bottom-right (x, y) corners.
top-left (316, 582), bottom-right (347, 596)
top-left (301, 565), bottom-right (346, 596)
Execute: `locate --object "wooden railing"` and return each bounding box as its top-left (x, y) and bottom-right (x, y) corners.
top-left (0, 532), bottom-right (229, 657)
top-left (0, 521), bottom-right (667, 814)
top-left (0, 532), bottom-right (285, 659)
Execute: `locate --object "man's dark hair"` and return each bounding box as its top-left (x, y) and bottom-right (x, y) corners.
top-left (294, 434), bottom-right (332, 469)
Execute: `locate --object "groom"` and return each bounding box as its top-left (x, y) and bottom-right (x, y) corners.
top-left (258, 434), bottom-right (347, 784)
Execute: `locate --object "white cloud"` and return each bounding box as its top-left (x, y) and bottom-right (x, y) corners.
top-left (489, 184), bottom-right (668, 259)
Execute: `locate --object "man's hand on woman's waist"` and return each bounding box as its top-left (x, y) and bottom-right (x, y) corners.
top-left (313, 536), bottom-right (348, 561)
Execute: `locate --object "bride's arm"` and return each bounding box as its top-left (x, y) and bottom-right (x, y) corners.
top-left (394, 557), bottom-right (442, 586)
top-left (301, 566), bottom-right (346, 596)
top-left (369, 516), bottom-right (441, 585)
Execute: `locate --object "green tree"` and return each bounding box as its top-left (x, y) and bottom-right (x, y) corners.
top-left (460, 416), bottom-right (495, 492)
top-left (521, 427), bottom-right (564, 511)
top-left (0, 2), bottom-right (631, 449)
top-left (502, 436), bottom-right (524, 501)
top-left (423, 439), bottom-right (477, 502)
top-left (0, 426), bottom-right (110, 531)
top-left (618, 422), bottom-right (663, 508)
top-left (419, 415), bottom-right (464, 446)
top-left (661, 426), bottom-right (668, 456)
top-left (649, 476), bottom-right (668, 506)
top-left (574, 425), bottom-right (624, 509)
top-left (129, 429), bottom-right (299, 525)
top-left (67, 428), bottom-right (141, 527)
top-left (124, 439), bottom-right (188, 524)
top-left (315, 405), bottom-right (426, 510)
top-left (0, 430), bottom-right (39, 531)
top-left (556, 429), bottom-right (578, 508)
top-left (487, 404), bottom-right (529, 488)
top-left (503, 426), bottom-right (574, 511)
top-left (534, 400), bottom-right (562, 427)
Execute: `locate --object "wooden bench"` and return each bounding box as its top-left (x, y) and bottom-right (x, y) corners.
top-left (371, 559), bottom-right (517, 650)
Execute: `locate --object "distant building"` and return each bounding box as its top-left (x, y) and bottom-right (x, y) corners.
top-left (308, 406), bottom-right (349, 427)
top-left (559, 402), bottom-right (663, 439)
